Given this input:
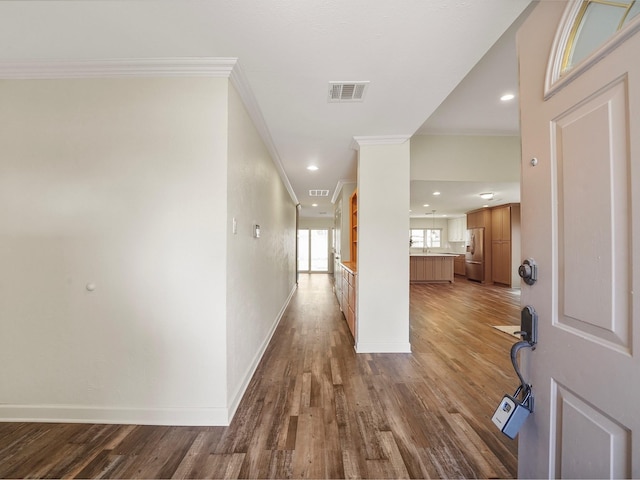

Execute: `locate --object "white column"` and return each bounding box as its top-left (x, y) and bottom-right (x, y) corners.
top-left (354, 136), bottom-right (411, 353)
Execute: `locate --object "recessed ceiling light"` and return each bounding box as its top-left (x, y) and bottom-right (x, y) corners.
top-left (480, 192), bottom-right (494, 200)
top-left (433, 191), bottom-right (441, 196)
top-left (483, 204), bottom-right (489, 208)
top-left (312, 203), bottom-right (318, 207)
top-left (423, 204), bottom-right (430, 207)
top-left (307, 165), bottom-right (319, 171)
top-left (500, 93), bottom-right (515, 102)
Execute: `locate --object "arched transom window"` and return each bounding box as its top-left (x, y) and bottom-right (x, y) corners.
top-left (546, 0), bottom-right (640, 97)
top-left (563, 0), bottom-right (640, 73)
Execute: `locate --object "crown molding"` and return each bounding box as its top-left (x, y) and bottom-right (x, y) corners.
top-left (229, 61), bottom-right (298, 205)
top-left (0, 56), bottom-right (299, 205)
top-left (330, 179), bottom-right (356, 204)
top-left (351, 135), bottom-right (411, 150)
top-left (0, 57), bottom-right (239, 79)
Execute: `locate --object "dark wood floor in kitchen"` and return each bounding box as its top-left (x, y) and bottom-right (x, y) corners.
top-left (0, 274), bottom-right (521, 479)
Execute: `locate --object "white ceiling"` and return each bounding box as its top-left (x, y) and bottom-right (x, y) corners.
top-left (416, 6), bottom-right (529, 137)
top-left (0, 0), bottom-right (532, 218)
top-left (410, 180), bottom-right (521, 219)
top-left (411, 6), bottom-right (535, 218)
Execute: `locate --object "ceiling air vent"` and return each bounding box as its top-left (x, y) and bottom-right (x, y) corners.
top-left (328, 81), bottom-right (369, 102)
top-left (309, 189), bottom-right (329, 197)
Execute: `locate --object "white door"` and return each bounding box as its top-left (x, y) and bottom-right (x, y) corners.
top-left (297, 228), bottom-right (329, 272)
top-left (518, 3), bottom-right (640, 478)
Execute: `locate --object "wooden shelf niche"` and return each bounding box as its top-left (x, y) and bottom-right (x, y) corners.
top-left (350, 189), bottom-right (358, 264)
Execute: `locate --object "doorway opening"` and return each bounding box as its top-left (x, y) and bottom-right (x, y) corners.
top-left (297, 228), bottom-right (329, 272)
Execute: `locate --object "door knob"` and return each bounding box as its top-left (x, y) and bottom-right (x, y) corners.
top-left (518, 258), bottom-right (537, 285)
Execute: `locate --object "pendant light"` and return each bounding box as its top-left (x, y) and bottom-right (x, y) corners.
top-left (431, 209), bottom-right (436, 248)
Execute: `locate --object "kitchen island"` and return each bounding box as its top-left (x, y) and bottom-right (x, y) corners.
top-left (410, 253), bottom-right (456, 283)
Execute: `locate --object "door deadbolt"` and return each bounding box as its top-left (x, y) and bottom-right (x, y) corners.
top-left (518, 258), bottom-right (537, 285)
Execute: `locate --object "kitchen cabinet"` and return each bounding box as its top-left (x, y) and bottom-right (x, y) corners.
top-left (335, 264), bottom-right (344, 310)
top-left (410, 255), bottom-right (454, 283)
top-left (340, 262), bottom-right (357, 339)
top-left (492, 205), bottom-right (511, 241)
top-left (490, 204), bottom-right (521, 287)
top-left (492, 241), bottom-right (511, 285)
top-left (454, 254), bottom-right (466, 276)
top-left (466, 208), bottom-right (492, 230)
top-left (447, 216), bottom-right (467, 242)
top-left (335, 188), bottom-right (358, 341)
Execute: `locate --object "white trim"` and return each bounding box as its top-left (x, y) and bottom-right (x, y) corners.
top-left (355, 342), bottom-right (412, 353)
top-left (545, 0), bottom-right (582, 97)
top-left (0, 284), bottom-right (299, 427)
top-left (352, 135), bottom-right (411, 150)
top-left (0, 56), bottom-right (299, 205)
top-left (0, 405), bottom-right (229, 426)
top-left (331, 178), bottom-right (355, 204)
top-left (226, 282), bottom-right (297, 423)
top-left (0, 57), bottom-right (238, 79)
top-left (545, 1), bottom-right (640, 99)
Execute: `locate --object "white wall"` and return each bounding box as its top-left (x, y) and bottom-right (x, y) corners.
top-left (298, 217), bottom-right (333, 229)
top-left (0, 78), bottom-right (230, 424)
top-left (225, 84), bottom-right (297, 418)
top-left (356, 141), bottom-right (411, 353)
top-left (411, 135), bottom-right (521, 181)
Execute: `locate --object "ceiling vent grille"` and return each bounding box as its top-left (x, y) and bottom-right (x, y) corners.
top-left (328, 81), bottom-right (369, 102)
top-left (309, 189), bottom-right (329, 197)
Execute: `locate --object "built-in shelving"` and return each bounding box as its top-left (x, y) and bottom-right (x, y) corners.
top-left (350, 189), bottom-right (358, 264)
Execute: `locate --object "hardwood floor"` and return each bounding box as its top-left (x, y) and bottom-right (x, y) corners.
top-left (0, 274), bottom-right (521, 479)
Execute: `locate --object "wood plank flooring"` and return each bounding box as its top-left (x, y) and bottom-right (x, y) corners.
top-left (0, 274), bottom-right (521, 479)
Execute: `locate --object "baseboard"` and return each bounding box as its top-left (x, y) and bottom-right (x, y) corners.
top-left (355, 341), bottom-right (412, 353)
top-left (226, 282), bottom-right (298, 423)
top-left (0, 283), bottom-right (298, 428)
top-left (0, 404), bottom-right (228, 426)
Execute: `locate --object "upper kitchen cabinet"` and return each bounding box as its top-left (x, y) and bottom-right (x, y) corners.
top-left (492, 204), bottom-right (511, 242)
top-left (447, 216), bottom-right (467, 243)
top-left (466, 208), bottom-right (492, 230)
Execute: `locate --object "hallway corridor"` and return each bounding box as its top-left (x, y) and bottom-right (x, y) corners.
top-left (0, 274), bottom-right (520, 478)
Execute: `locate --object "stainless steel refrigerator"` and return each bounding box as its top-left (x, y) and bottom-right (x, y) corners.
top-left (465, 227), bottom-right (485, 282)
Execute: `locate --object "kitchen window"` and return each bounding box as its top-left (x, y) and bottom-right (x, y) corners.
top-left (410, 228), bottom-right (442, 248)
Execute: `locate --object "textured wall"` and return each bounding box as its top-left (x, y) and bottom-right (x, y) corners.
top-left (225, 83), bottom-right (297, 419)
top-left (0, 77), bottom-right (230, 424)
